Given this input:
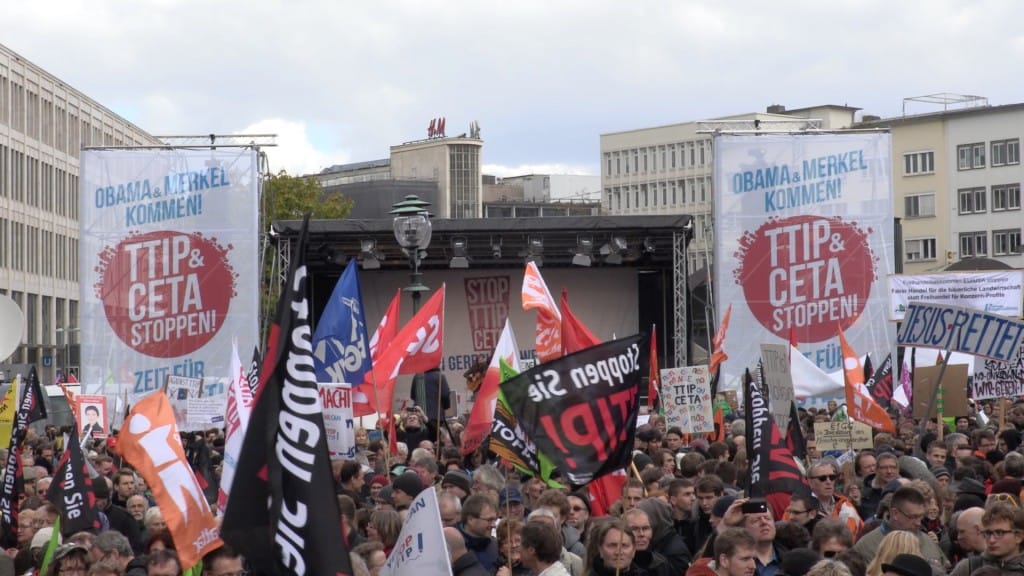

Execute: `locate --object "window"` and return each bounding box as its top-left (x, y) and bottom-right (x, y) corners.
top-left (959, 232), bottom-right (988, 257)
top-left (660, 146), bottom-right (666, 172)
top-left (994, 229), bottom-right (1022, 256)
top-left (605, 153), bottom-right (612, 176)
top-left (958, 143), bottom-right (986, 170)
top-left (905, 238), bottom-right (937, 261)
top-left (904, 193), bottom-right (936, 218)
top-left (958, 187), bottom-right (987, 214)
top-left (670, 145), bottom-right (677, 169)
top-left (992, 139), bottom-right (1021, 166)
top-left (992, 184), bottom-right (1021, 211)
top-left (903, 151), bottom-right (934, 175)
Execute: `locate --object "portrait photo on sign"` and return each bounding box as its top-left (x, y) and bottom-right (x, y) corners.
top-left (77, 395), bottom-right (109, 439)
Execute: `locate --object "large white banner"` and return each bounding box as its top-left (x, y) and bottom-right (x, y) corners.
top-left (714, 134), bottom-right (895, 390)
top-left (888, 271), bottom-right (1024, 320)
top-left (79, 149), bottom-right (259, 398)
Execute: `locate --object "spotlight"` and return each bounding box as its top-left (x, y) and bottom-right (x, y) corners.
top-left (642, 237), bottom-right (655, 254)
top-left (450, 236), bottom-right (469, 269)
top-left (491, 237), bottom-right (502, 259)
top-left (360, 239), bottom-right (382, 270)
top-left (601, 236), bottom-right (627, 265)
top-left (526, 236), bottom-right (544, 266)
top-left (572, 236), bottom-right (594, 267)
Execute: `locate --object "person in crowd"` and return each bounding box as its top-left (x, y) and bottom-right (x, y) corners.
top-left (201, 544), bottom-right (246, 576)
top-left (111, 468), bottom-right (136, 508)
top-left (145, 530), bottom-right (175, 555)
top-left (864, 531), bottom-right (920, 576)
top-left (955, 507), bottom-right (987, 556)
top-left (90, 530), bottom-right (146, 576)
top-left (949, 502), bottom-right (1024, 576)
top-left (687, 526), bottom-right (757, 576)
top-left (496, 518), bottom-right (530, 576)
top-left (527, 508), bottom-right (584, 575)
top-left (143, 506), bottom-right (166, 538)
top-left (499, 486), bottom-right (527, 521)
top-left (810, 520), bottom-right (853, 559)
top-left (622, 507), bottom-right (676, 576)
top-left (145, 549), bottom-right (182, 576)
top-left (338, 460), bottom-right (369, 508)
top-left (786, 491), bottom-right (823, 533)
top-left (858, 452), bottom-right (900, 521)
top-left (518, 520), bottom-right (570, 576)
top-left (584, 518), bottom-right (645, 576)
top-left (445, 526), bottom-right (490, 576)
top-left (409, 451), bottom-right (440, 489)
top-left (391, 471), bottom-right (423, 511)
top-left (536, 490), bottom-right (587, 558)
top-left (851, 486), bottom-right (948, 575)
top-left (44, 543), bottom-right (90, 576)
top-left (471, 465), bottom-right (506, 505)
top-left (459, 493), bottom-right (500, 573)
top-left (351, 541), bottom-right (387, 576)
top-left (442, 470), bottom-right (473, 502)
top-left (636, 497), bottom-right (693, 573)
top-left (807, 460), bottom-right (862, 537)
top-left (366, 509), bottom-right (402, 556)
top-left (567, 492), bottom-right (591, 544)
top-left (124, 494), bottom-right (147, 524)
top-left (439, 491), bottom-right (463, 528)
top-left (94, 477), bottom-right (143, 554)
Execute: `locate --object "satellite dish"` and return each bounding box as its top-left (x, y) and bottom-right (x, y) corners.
top-left (0, 295), bottom-right (22, 362)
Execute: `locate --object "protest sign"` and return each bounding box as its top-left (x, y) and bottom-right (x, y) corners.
top-left (761, 344), bottom-right (794, 432)
top-left (318, 383), bottom-right (356, 460)
top-left (381, 488), bottom-right (451, 576)
top-left (814, 420), bottom-right (873, 451)
top-left (661, 365), bottom-right (714, 434)
top-left (186, 396), bottom-right (224, 428)
top-left (913, 364), bottom-right (969, 418)
top-left (971, 344), bottom-right (1024, 400)
top-left (897, 302), bottom-right (1024, 362)
top-left (77, 394), bottom-right (108, 439)
top-left (888, 271), bottom-right (1024, 321)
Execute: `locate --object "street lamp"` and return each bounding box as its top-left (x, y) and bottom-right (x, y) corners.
top-left (55, 326), bottom-right (81, 381)
top-left (390, 194), bottom-right (433, 411)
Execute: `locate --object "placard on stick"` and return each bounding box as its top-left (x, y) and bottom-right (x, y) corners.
top-left (660, 365), bottom-right (714, 434)
top-left (761, 343), bottom-right (794, 433)
top-left (814, 420), bottom-right (873, 451)
top-left (913, 364), bottom-right (968, 418)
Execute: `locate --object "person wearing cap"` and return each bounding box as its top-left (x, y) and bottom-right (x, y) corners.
top-left (375, 485), bottom-right (396, 510)
top-left (880, 553), bottom-right (931, 576)
top-left (499, 486), bottom-right (526, 521)
top-left (443, 470), bottom-right (472, 501)
top-left (44, 543), bottom-right (89, 576)
top-left (949, 502), bottom-right (1024, 576)
top-left (851, 486), bottom-right (948, 576)
top-left (930, 466), bottom-right (951, 489)
top-left (805, 460), bottom-right (862, 538)
top-left (391, 471), bottom-right (423, 511)
top-left (368, 474), bottom-right (389, 504)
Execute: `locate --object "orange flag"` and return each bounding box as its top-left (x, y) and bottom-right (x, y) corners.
top-left (522, 262), bottom-right (562, 362)
top-left (710, 304), bottom-right (732, 374)
top-left (839, 327), bottom-right (895, 433)
top-left (117, 393), bottom-right (221, 569)
top-left (649, 325), bottom-right (660, 410)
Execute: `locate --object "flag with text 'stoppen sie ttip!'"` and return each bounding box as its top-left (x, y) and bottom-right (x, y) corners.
top-left (221, 216), bottom-right (352, 576)
top-left (500, 335), bottom-right (644, 485)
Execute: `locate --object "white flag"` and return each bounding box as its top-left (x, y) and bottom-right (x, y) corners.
top-left (217, 337), bottom-right (254, 514)
top-left (381, 487), bottom-right (453, 576)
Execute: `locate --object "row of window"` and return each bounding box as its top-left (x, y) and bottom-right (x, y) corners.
top-left (604, 140), bottom-right (710, 178)
top-left (605, 177), bottom-right (712, 211)
top-left (904, 184), bottom-right (1022, 217)
top-left (958, 139), bottom-right (1021, 171)
top-left (905, 229), bottom-right (1023, 261)
top-left (0, 218), bottom-right (79, 281)
top-left (0, 144), bottom-right (81, 219)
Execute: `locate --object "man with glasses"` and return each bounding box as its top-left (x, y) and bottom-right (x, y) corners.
top-left (459, 493), bottom-right (500, 574)
top-left (806, 460), bottom-right (862, 537)
top-left (857, 452), bottom-right (901, 521)
top-left (949, 502), bottom-right (1024, 575)
top-left (623, 507), bottom-right (675, 576)
top-left (201, 544), bottom-right (248, 576)
top-left (785, 492), bottom-right (822, 532)
top-left (851, 486), bottom-right (949, 575)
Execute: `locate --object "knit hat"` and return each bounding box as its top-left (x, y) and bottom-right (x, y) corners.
top-left (930, 466), bottom-right (951, 479)
top-left (632, 452), bottom-right (654, 471)
top-left (950, 477), bottom-right (986, 497)
top-left (369, 475), bottom-right (389, 488)
top-left (711, 495), bottom-right (737, 518)
top-left (441, 470), bottom-right (472, 495)
top-left (393, 471), bottom-right (423, 497)
top-left (376, 485), bottom-right (395, 506)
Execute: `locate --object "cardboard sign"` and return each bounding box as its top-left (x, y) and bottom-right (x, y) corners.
top-left (971, 344), bottom-right (1024, 400)
top-left (761, 344), bottom-right (794, 433)
top-left (814, 420), bottom-right (873, 451)
top-left (897, 302), bottom-right (1024, 362)
top-left (913, 364), bottom-right (969, 418)
top-left (77, 394), bottom-right (108, 439)
top-left (661, 365), bottom-right (714, 434)
top-left (319, 383), bottom-right (356, 461)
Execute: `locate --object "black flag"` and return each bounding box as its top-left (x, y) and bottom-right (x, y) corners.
top-left (0, 367), bottom-right (47, 546)
top-left (866, 353), bottom-right (894, 410)
top-left (247, 345), bottom-right (262, 397)
top-left (221, 216), bottom-right (352, 576)
top-left (744, 368), bottom-right (809, 520)
top-left (501, 335), bottom-right (645, 485)
top-left (47, 428), bottom-right (101, 535)
top-left (786, 400), bottom-right (808, 462)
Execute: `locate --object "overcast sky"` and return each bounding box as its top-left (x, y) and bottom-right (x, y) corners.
top-left (4, 1), bottom-right (1023, 178)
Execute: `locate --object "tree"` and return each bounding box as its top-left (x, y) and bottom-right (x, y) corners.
top-left (260, 170), bottom-right (353, 334)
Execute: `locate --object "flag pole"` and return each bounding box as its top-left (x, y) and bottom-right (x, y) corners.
top-left (920, 326), bottom-right (959, 433)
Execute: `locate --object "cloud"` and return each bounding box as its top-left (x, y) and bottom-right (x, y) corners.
top-left (237, 119), bottom-right (351, 177)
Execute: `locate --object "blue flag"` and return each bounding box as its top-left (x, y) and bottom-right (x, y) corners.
top-left (312, 259), bottom-right (372, 386)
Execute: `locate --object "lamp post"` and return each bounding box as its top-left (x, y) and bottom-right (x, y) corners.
top-left (55, 326), bottom-right (81, 381)
top-left (390, 194), bottom-right (433, 409)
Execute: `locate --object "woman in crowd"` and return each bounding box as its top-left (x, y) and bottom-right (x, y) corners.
top-left (585, 519), bottom-right (643, 576)
top-left (864, 531), bottom-right (920, 576)
top-left (366, 509), bottom-right (402, 556)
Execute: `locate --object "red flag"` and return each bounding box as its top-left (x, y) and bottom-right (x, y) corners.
top-left (522, 262), bottom-right (562, 362)
top-left (587, 469), bottom-right (628, 517)
top-left (560, 288), bottom-right (599, 354)
top-left (649, 325), bottom-right (660, 410)
top-left (710, 304), bottom-right (732, 374)
top-left (352, 289), bottom-right (402, 417)
top-left (368, 286), bottom-right (446, 414)
top-left (462, 321), bottom-right (520, 456)
top-left (839, 327), bottom-right (895, 433)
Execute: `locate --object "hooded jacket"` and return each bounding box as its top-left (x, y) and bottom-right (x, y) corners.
top-left (636, 498), bottom-right (692, 573)
top-left (950, 551), bottom-right (1024, 576)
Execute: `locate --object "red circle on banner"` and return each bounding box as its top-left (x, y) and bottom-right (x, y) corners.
top-left (95, 231), bottom-right (236, 358)
top-left (734, 215), bottom-right (875, 343)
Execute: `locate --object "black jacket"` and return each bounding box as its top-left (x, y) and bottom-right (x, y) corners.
top-left (452, 553), bottom-right (492, 576)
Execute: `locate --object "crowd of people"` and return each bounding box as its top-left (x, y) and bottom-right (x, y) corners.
top-left (6, 380), bottom-right (1024, 576)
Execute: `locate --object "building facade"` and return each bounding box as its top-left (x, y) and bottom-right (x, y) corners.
top-left (0, 43), bottom-right (160, 376)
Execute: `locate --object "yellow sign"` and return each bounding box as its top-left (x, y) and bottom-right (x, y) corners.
top-left (813, 420), bottom-right (873, 451)
top-left (0, 376), bottom-right (21, 447)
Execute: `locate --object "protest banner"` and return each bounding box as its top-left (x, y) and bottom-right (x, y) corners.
top-left (165, 374), bottom-right (202, 431)
top-left (501, 335), bottom-right (644, 485)
top-left (186, 396), bottom-right (225, 428)
top-left (761, 344), bottom-right (794, 432)
top-left (897, 302), bottom-right (1024, 362)
top-left (381, 487), bottom-right (452, 576)
top-left (76, 394), bottom-right (108, 439)
top-left (814, 420), bottom-right (873, 451)
top-left (913, 364), bottom-right (969, 418)
top-left (888, 270), bottom-right (1024, 321)
top-left (318, 383), bottom-right (356, 460)
top-left (660, 365), bottom-right (714, 434)
top-left (713, 133), bottom-right (895, 390)
top-left (971, 344), bottom-right (1024, 400)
